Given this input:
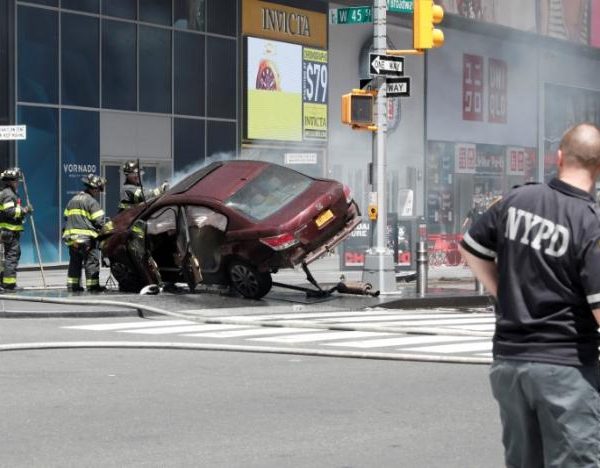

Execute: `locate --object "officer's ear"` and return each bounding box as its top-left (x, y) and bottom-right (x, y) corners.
top-left (557, 149), bottom-right (564, 169)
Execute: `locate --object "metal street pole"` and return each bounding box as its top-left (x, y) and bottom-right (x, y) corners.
top-left (361, 0), bottom-right (396, 294)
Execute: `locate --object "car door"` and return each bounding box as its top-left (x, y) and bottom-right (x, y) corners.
top-left (176, 206), bottom-right (202, 291)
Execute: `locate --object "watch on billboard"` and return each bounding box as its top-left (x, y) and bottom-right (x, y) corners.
top-left (247, 37), bottom-right (303, 141)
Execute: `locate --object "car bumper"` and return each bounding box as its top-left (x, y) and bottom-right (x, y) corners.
top-left (301, 215), bottom-right (362, 265)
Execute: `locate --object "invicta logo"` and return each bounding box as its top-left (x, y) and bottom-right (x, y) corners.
top-left (261, 7), bottom-right (311, 37)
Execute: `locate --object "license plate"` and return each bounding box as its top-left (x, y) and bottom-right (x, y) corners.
top-left (315, 209), bottom-right (334, 228)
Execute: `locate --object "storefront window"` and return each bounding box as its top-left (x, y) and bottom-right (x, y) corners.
top-left (62, 13), bottom-right (99, 108)
top-left (206, 36), bottom-right (235, 119)
top-left (103, 0), bottom-right (137, 20)
top-left (61, 0), bottom-right (99, 14)
top-left (174, 118), bottom-right (205, 172)
top-left (174, 31), bottom-right (205, 116)
top-left (102, 20), bottom-right (137, 111)
top-left (207, 0), bottom-right (236, 37)
top-left (18, 6), bottom-right (58, 104)
top-left (140, 26), bottom-right (172, 113)
top-left (174, 0), bottom-right (205, 31)
top-left (17, 105), bottom-right (60, 264)
top-left (140, 0), bottom-right (171, 26)
top-left (207, 121), bottom-right (236, 158)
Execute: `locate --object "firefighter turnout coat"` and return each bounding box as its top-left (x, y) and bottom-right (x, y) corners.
top-left (63, 191), bottom-right (105, 245)
top-left (0, 185), bottom-right (26, 233)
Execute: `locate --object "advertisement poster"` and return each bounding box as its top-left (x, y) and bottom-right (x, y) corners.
top-left (302, 48), bottom-right (328, 140)
top-left (488, 58), bottom-right (507, 124)
top-left (463, 54), bottom-right (483, 121)
top-left (17, 106), bottom-right (60, 264)
top-left (247, 37), bottom-right (303, 141)
top-left (539, 0), bottom-right (590, 45)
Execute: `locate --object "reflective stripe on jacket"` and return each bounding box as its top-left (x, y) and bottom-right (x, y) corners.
top-left (0, 186), bottom-right (24, 232)
top-left (63, 191), bottom-right (105, 245)
top-left (119, 183), bottom-right (161, 211)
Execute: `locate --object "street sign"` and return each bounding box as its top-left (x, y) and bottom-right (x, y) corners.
top-left (387, 0), bottom-right (413, 14)
top-left (0, 125), bottom-right (26, 140)
top-left (329, 6), bottom-right (373, 25)
top-left (386, 77), bottom-right (411, 97)
top-left (369, 54), bottom-right (404, 77)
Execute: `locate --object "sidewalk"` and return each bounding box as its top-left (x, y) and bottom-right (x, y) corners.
top-left (0, 255), bottom-right (489, 318)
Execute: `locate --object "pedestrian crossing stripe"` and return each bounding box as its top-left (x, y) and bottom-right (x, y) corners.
top-left (249, 331), bottom-right (391, 343)
top-left (324, 335), bottom-right (484, 349)
top-left (403, 341), bottom-right (493, 354)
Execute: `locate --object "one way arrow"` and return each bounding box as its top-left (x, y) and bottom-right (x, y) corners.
top-left (369, 53), bottom-right (404, 77)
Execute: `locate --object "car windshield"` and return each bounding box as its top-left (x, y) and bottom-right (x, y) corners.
top-left (224, 165), bottom-right (312, 220)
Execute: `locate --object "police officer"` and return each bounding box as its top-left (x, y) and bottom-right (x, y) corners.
top-left (63, 174), bottom-right (107, 292)
top-left (459, 123), bottom-right (600, 466)
top-left (119, 160), bottom-right (167, 212)
top-left (0, 167), bottom-right (32, 290)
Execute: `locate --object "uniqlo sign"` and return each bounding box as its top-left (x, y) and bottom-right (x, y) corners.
top-left (488, 58), bottom-right (507, 124)
top-left (463, 54), bottom-right (483, 121)
top-left (455, 143), bottom-right (477, 174)
top-left (506, 147), bottom-right (526, 175)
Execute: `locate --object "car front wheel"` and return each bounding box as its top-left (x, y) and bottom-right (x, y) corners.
top-left (228, 260), bottom-right (272, 299)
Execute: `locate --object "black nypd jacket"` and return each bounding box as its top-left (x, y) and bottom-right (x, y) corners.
top-left (461, 178), bottom-right (600, 366)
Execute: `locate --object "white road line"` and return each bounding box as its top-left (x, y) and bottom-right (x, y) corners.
top-left (64, 320), bottom-right (193, 331)
top-left (403, 341), bottom-right (493, 354)
top-left (184, 327), bottom-right (320, 338)
top-left (229, 311), bottom-right (490, 321)
top-left (445, 324), bottom-right (496, 331)
top-left (118, 324), bottom-right (252, 335)
top-left (249, 331), bottom-right (391, 343)
top-left (313, 315), bottom-right (494, 324)
top-left (325, 335), bottom-right (483, 349)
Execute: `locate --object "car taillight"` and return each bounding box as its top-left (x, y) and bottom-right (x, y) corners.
top-left (259, 232), bottom-right (299, 251)
top-left (343, 185), bottom-right (353, 204)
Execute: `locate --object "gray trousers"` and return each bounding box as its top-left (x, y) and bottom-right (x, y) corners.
top-left (490, 359), bottom-right (600, 468)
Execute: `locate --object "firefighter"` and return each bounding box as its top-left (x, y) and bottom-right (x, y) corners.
top-left (118, 160), bottom-right (168, 212)
top-left (0, 167), bottom-right (32, 290)
top-left (63, 174), bottom-right (107, 292)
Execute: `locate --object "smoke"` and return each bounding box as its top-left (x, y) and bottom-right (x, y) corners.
top-left (168, 152), bottom-right (235, 187)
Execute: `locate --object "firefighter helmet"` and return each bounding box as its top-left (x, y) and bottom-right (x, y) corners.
top-left (1, 167), bottom-right (23, 181)
top-left (82, 174), bottom-right (106, 191)
top-left (122, 160), bottom-right (140, 174)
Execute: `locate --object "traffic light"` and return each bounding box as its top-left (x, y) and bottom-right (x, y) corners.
top-left (413, 0), bottom-right (444, 50)
top-left (341, 90), bottom-right (375, 129)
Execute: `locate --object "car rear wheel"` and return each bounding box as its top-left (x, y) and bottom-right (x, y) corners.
top-left (228, 260), bottom-right (272, 299)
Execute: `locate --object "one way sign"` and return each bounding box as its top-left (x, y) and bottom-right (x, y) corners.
top-left (369, 53), bottom-right (404, 77)
top-left (386, 77), bottom-right (411, 97)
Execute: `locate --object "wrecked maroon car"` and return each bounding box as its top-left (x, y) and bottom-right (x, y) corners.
top-left (100, 160), bottom-right (361, 299)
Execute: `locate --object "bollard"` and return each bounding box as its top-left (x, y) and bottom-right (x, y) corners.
top-left (416, 240), bottom-right (428, 297)
top-left (475, 278), bottom-right (485, 295)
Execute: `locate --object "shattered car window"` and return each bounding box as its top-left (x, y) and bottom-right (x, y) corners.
top-left (224, 165), bottom-right (312, 220)
top-left (147, 206), bottom-right (177, 235)
top-left (186, 206), bottom-right (227, 231)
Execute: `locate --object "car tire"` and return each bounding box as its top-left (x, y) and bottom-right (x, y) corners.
top-left (227, 260), bottom-right (272, 299)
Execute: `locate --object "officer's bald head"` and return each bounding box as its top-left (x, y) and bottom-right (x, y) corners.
top-left (559, 123), bottom-right (600, 169)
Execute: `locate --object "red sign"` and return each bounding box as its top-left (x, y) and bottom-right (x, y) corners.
top-left (488, 58), bottom-right (507, 123)
top-left (463, 54), bottom-right (483, 121)
top-left (455, 143), bottom-right (477, 173)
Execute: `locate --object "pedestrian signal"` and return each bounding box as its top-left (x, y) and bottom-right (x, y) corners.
top-left (341, 90), bottom-right (376, 130)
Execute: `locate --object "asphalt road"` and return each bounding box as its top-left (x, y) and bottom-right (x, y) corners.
top-left (0, 346), bottom-right (504, 467)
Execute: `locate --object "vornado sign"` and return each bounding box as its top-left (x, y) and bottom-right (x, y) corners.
top-left (243, 0), bottom-right (327, 48)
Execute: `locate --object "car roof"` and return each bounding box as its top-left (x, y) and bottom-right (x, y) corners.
top-left (170, 160), bottom-right (272, 202)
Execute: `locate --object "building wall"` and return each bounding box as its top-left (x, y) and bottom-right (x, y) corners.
top-left (13, 0), bottom-right (238, 264)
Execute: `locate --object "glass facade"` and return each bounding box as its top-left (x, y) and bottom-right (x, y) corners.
top-left (14, 0), bottom-right (238, 264)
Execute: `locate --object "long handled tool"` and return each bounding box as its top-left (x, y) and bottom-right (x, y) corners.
top-left (21, 174), bottom-right (47, 287)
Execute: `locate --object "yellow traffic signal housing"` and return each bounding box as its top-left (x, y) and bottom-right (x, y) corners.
top-left (341, 90), bottom-right (375, 129)
top-left (413, 0), bottom-right (444, 50)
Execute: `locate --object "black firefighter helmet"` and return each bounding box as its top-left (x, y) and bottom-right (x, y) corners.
top-left (1, 167), bottom-right (23, 181)
top-left (122, 160), bottom-right (140, 175)
top-left (82, 174), bottom-right (106, 191)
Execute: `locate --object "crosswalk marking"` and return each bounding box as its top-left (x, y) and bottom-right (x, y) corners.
top-left (65, 319), bottom-right (193, 331)
top-left (249, 331), bottom-right (391, 343)
top-left (118, 324), bottom-right (251, 335)
top-left (403, 341), bottom-right (493, 354)
top-left (446, 324), bottom-right (495, 331)
top-left (324, 335), bottom-right (483, 349)
top-left (185, 327), bottom-right (318, 338)
top-left (312, 314), bottom-right (493, 324)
